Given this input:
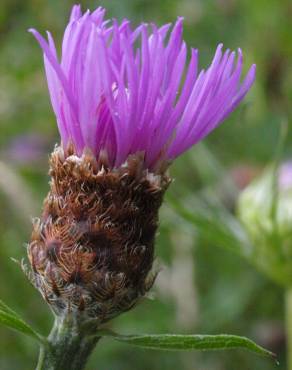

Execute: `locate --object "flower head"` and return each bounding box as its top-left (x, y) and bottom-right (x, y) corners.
top-left (30, 4), bottom-right (255, 170)
top-left (27, 5), bottom-right (256, 322)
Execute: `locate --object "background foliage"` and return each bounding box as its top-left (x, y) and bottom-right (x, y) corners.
top-left (0, 0), bottom-right (291, 369)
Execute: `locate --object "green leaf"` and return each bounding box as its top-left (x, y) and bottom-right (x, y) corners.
top-left (101, 331), bottom-right (275, 360)
top-left (0, 298), bottom-right (17, 315)
top-left (0, 299), bottom-right (44, 343)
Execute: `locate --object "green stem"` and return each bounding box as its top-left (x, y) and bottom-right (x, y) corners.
top-left (286, 288), bottom-right (292, 370)
top-left (35, 315), bottom-right (100, 370)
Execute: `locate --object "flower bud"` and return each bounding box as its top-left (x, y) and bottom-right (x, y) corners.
top-left (238, 163), bottom-right (292, 285)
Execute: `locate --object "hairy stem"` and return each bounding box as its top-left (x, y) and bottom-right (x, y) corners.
top-left (35, 315), bottom-right (100, 370)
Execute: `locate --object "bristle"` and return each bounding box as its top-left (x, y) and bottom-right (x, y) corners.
top-left (28, 146), bottom-right (170, 321)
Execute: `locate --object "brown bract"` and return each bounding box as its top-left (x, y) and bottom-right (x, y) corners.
top-left (28, 145), bottom-right (170, 322)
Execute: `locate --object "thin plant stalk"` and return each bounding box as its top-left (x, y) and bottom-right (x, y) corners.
top-left (35, 316), bottom-right (100, 370)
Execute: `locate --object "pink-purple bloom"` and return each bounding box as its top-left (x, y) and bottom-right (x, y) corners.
top-left (279, 162), bottom-right (292, 191)
top-left (30, 4), bottom-right (256, 169)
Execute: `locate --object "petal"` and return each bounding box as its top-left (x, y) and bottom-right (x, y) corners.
top-left (29, 28), bottom-right (77, 117)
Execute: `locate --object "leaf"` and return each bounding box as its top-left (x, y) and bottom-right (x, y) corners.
top-left (0, 299), bottom-right (44, 343)
top-left (101, 331), bottom-right (275, 360)
top-left (0, 298), bottom-right (17, 315)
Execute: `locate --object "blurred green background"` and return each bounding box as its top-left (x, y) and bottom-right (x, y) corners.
top-left (0, 0), bottom-right (291, 369)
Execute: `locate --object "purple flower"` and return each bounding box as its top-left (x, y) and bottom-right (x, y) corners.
top-left (29, 4), bottom-right (256, 170)
top-left (279, 162), bottom-right (292, 191)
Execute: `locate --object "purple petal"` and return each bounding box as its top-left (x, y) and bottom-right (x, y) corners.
top-left (30, 6), bottom-right (256, 170)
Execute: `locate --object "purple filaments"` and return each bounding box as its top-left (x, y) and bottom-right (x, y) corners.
top-left (30, 4), bottom-right (256, 169)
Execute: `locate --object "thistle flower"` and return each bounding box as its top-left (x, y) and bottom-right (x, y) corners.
top-left (28, 4), bottom-right (255, 322)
